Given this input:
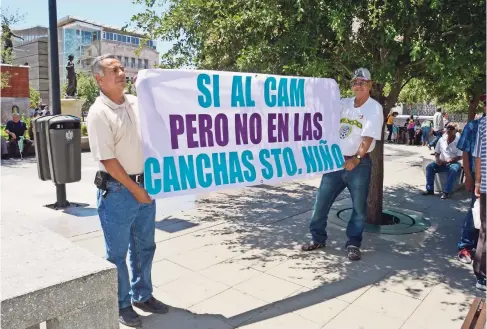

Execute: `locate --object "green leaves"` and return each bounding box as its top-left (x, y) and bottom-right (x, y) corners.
top-left (130, 0), bottom-right (485, 112)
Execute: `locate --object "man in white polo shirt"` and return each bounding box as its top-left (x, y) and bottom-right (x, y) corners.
top-left (422, 122), bottom-right (462, 200)
top-left (302, 68), bottom-right (383, 261)
top-left (87, 54), bottom-right (167, 327)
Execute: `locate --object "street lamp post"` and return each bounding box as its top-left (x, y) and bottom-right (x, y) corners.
top-left (48, 0), bottom-right (68, 208)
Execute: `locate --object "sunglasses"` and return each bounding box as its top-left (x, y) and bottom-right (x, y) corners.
top-left (447, 126), bottom-right (456, 130)
top-left (351, 80), bottom-right (368, 87)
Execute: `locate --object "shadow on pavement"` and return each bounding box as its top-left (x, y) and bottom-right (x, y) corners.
top-left (144, 181), bottom-right (482, 328)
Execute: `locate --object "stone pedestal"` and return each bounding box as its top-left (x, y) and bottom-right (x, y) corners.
top-left (61, 99), bottom-right (84, 119)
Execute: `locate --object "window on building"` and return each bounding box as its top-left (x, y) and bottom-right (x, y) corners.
top-left (144, 59), bottom-right (148, 69)
top-left (117, 34), bottom-right (122, 42)
top-left (122, 35), bottom-right (126, 43)
top-left (137, 59), bottom-right (142, 69)
top-left (117, 55), bottom-right (122, 62)
top-left (135, 38), bottom-right (139, 45)
top-left (103, 32), bottom-right (106, 39)
top-left (131, 58), bottom-right (136, 69)
top-left (127, 36), bottom-right (131, 44)
top-left (124, 57), bottom-right (129, 67)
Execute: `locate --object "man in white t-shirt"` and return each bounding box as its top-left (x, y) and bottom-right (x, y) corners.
top-left (422, 122), bottom-right (462, 200)
top-left (87, 54), bottom-right (168, 327)
top-left (302, 68), bottom-right (383, 261)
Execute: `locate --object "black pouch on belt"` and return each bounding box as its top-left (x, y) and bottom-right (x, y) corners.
top-left (94, 171), bottom-right (109, 191)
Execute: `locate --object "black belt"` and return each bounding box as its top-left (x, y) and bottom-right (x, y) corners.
top-left (344, 154), bottom-right (369, 161)
top-left (108, 173), bottom-right (144, 184)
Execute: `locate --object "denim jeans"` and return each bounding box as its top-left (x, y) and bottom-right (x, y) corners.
top-left (421, 127), bottom-right (431, 144)
top-left (97, 179), bottom-right (156, 309)
top-left (429, 130), bottom-right (442, 148)
top-left (425, 161), bottom-right (461, 194)
top-left (458, 174), bottom-right (479, 250)
top-left (309, 157), bottom-right (372, 248)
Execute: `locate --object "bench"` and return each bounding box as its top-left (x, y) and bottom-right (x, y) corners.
top-left (0, 218), bottom-right (118, 329)
top-left (462, 297), bottom-right (486, 329)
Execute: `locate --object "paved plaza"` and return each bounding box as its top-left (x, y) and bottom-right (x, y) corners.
top-left (1, 144), bottom-right (484, 329)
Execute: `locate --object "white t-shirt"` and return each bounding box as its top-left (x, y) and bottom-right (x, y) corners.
top-left (339, 97), bottom-right (384, 156)
top-left (435, 134), bottom-right (462, 162)
top-left (87, 93), bottom-right (144, 175)
top-left (433, 112), bottom-right (444, 131)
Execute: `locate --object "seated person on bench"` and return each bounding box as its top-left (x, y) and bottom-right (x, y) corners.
top-left (422, 123), bottom-right (462, 200)
top-left (4, 113), bottom-right (32, 158)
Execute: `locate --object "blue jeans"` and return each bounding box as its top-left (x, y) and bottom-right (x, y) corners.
top-left (421, 127), bottom-right (431, 144)
top-left (97, 179), bottom-right (156, 309)
top-left (309, 157), bottom-right (372, 248)
top-left (429, 130), bottom-right (442, 148)
top-left (458, 174), bottom-right (479, 250)
top-left (425, 162), bottom-right (461, 193)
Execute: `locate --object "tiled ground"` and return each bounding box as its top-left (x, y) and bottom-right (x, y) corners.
top-left (2, 144), bottom-right (484, 329)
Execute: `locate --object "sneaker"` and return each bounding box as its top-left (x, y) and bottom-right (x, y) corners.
top-left (347, 246), bottom-right (361, 261)
top-left (119, 306), bottom-right (142, 327)
top-left (441, 192), bottom-right (450, 200)
top-left (458, 248), bottom-right (472, 264)
top-left (422, 190), bottom-right (434, 196)
top-left (476, 278), bottom-right (486, 291)
top-left (133, 296), bottom-right (169, 314)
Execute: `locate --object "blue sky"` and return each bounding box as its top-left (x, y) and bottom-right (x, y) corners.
top-left (3, 0), bottom-right (172, 54)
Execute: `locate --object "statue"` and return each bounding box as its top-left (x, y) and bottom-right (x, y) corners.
top-left (1, 23), bottom-right (23, 63)
top-left (65, 54), bottom-right (77, 97)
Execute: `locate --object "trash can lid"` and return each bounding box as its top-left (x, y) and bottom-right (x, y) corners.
top-left (48, 115), bottom-right (81, 124)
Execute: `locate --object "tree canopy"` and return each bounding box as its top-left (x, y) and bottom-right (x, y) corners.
top-left (131, 0), bottom-right (486, 223)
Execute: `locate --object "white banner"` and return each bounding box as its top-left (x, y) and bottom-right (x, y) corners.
top-left (136, 69), bottom-right (344, 198)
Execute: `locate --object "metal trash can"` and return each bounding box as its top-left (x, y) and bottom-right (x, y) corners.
top-left (33, 116), bottom-right (53, 180)
top-left (46, 115), bottom-right (82, 184)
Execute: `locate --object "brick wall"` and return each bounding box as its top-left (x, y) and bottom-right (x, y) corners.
top-left (1, 65), bottom-right (30, 98)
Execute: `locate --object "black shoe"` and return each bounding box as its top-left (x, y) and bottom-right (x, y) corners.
top-left (422, 190), bottom-right (434, 196)
top-left (133, 296), bottom-right (169, 314)
top-left (347, 246), bottom-right (361, 261)
top-left (1, 154), bottom-right (10, 160)
top-left (441, 192), bottom-right (450, 200)
top-left (119, 306), bottom-right (142, 327)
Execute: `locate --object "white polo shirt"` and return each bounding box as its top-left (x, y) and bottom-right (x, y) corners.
top-left (339, 97), bottom-right (384, 156)
top-left (87, 93), bottom-right (144, 175)
top-left (435, 134), bottom-right (462, 162)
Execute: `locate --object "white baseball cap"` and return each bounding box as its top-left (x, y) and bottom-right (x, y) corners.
top-left (352, 68), bottom-right (372, 81)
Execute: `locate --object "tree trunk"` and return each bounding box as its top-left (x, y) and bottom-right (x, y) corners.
top-left (366, 78), bottom-right (401, 225)
top-left (468, 93), bottom-right (480, 121)
top-left (366, 140), bottom-right (385, 224)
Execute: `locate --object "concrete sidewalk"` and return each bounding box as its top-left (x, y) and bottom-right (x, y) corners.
top-left (1, 144), bottom-right (483, 329)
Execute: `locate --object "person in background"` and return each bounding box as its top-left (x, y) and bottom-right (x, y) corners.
top-left (1, 136), bottom-right (8, 160)
top-left (301, 68), bottom-right (383, 261)
top-left (443, 112), bottom-right (450, 128)
top-left (386, 111), bottom-right (398, 142)
top-left (421, 120), bottom-right (433, 146)
top-left (414, 120), bottom-right (422, 146)
top-left (87, 54), bottom-right (168, 327)
top-left (473, 114), bottom-right (486, 291)
top-left (4, 113), bottom-right (32, 158)
top-left (456, 95), bottom-right (486, 264)
top-left (407, 115), bottom-right (416, 145)
top-left (422, 123), bottom-right (462, 200)
top-left (429, 107), bottom-right (444, 150)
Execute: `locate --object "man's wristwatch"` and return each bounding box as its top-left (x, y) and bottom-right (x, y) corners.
top-left (354, 154), bottom-right (361, 160)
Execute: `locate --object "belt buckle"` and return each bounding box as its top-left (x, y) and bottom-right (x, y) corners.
top-left (134, 175), bottom-right (142, 184)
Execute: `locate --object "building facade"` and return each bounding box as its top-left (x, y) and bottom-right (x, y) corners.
top-left (12, 16), bottom-right (159, 104)
top-left (57, 16), bottom-right (159, 84)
